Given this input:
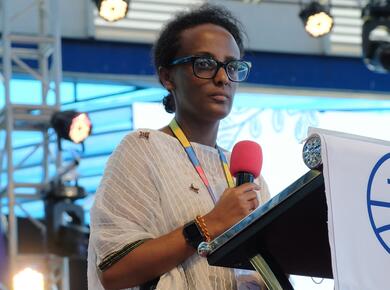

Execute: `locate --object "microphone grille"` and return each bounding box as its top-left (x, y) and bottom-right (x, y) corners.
top-left (230, 140), bottom-right (263, 178)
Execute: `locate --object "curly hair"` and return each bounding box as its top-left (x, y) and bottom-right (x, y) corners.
top-left (153, 4), bottom-right (246, 113)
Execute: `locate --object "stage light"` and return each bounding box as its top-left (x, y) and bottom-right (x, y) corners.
top-left (13, 267), bottom-right (44, 290)
top-left (44, 164), bottom-right (89, 257)
top-left (362, 2), bottom-right (390, 73)
top-left (299, 2), bottom-right (334, 37)
top-left (95, 0), bottom-right (130, 22)
top-left (50, 110), bottom-right (92, 144)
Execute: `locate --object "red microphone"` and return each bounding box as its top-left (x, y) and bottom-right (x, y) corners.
top-left (230, 140), bottom-right (263, 185)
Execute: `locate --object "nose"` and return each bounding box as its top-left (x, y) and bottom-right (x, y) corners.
top-left (213, 65), bottom-right (230, 86)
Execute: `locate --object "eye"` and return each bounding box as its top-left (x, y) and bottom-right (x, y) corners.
top-left (227, 61), bottom-right (246, 73)
top-left (194, 58), bottom-right (216, 70)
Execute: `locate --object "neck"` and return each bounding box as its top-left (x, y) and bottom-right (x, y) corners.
top-left (174, 114), bottom-right (219, 147)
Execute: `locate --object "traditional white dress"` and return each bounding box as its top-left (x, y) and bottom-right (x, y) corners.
top-left (88, 129), bottom-right (270, 290)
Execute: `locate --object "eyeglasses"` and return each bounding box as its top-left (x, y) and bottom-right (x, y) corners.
top-left (170, 55), bottom-right (251, 82)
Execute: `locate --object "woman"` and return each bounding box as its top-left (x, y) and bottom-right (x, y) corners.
top-left (88, 4), bottom-right (270, 290)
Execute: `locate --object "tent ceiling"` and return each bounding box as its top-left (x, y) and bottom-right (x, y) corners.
top-left (0, 0), bottom-right (371, 57)
top-left (94, 0), bottom-right (205, 42)
top-left (93, 0), bottom-right (367, 56)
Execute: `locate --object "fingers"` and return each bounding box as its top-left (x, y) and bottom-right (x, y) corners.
top-left (244, 193), bottom-right (258, 212)
top-left (236, 182), bottom-right (260, 192)
top-left (250, 195), bottom-right (260, 211)
top-left (253, 198), bottom-right (259, 211)
top-left (208, 183), bottom-right (261, 235)
top-left (236, 188), bottom-right (258, 212)
top-left (237, 183), bottom-right (260, 211)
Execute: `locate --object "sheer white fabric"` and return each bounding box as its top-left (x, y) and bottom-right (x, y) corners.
top-left (88, 129), bottom-right (270, 290)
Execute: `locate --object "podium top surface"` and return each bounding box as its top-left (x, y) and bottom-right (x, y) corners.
top-left (207, 170), bottom-right (332, 278)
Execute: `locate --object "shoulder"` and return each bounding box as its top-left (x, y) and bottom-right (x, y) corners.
top-left (119, 129), bottom-right (154, 145)
top-left (115, 129), bottom-right (165, 152)
top-left (109, 129), bottom-right (178, 163)
top-left (105, 129), bottom-right (156, 167)
top-left (99, 130), bottom-right (165, 187)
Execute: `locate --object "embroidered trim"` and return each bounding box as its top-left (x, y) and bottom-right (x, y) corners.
top-left (98, 239), bottom-right (149, 272)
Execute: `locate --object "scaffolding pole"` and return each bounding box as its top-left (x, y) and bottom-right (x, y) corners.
top-left (0, 0), bottom-right (67, 289)
top-left (1, 0), bottom-right (17, 281)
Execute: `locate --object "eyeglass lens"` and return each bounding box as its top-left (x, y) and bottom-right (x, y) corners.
top-left (193, 58), bottom-right (249, 81)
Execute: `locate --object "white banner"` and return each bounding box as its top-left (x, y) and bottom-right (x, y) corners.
top-left (309, 128), bottom-right (390, 290)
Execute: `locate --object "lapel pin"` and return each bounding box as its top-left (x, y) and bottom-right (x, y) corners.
top-left (189, 183), bottom-right (199, 193)
top-left (139, 131), bottom-right (150, 140)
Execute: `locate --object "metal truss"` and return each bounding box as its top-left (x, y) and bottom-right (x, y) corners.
top-left (0, 0), bottom-right (69, 289)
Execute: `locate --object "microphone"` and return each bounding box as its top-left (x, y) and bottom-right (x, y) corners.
top-left (230, 140), bottom-right (263, 185)
top-left (197, 140), bottom-right (264, 258)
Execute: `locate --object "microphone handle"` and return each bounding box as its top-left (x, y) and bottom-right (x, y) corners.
top-left (235, 172), bottom-right (254, 186)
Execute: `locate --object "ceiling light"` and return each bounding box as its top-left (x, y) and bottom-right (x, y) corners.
top-left (95, 0), bottom-right (130, 22)
top-left (299, 2), bottom-right (334, 37)
top-left (362, 2), bottom-right (390, 73)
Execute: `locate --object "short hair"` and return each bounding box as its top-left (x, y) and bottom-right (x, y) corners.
top-left (153, 4), bottom-right (246, 113)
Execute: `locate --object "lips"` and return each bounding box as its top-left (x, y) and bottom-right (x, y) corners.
top-left (209, 92), bottom-right (231, 102)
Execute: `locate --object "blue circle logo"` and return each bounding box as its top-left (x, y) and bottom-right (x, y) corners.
top-left (367, 153), bottom-right (390, 255)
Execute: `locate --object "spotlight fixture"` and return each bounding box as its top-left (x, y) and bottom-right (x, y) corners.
top-left (45, 187), bottom-right (88, 257)
top-left (50, 110), bottom-right (92, 144)
top-left (95, 0), bottom-right (130, 22)
top-left (42, 156), bottom-right (89, 257)
top-left (299, 2), bottom-right (334, 37)
top-left (362, 2), bottom-right (390, 73)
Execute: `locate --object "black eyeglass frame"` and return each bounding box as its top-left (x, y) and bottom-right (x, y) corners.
top-left (170, 55), bottom-right (252, 82)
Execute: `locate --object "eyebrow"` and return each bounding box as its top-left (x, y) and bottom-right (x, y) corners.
top-left (194, 52), bottom-right (239, 62)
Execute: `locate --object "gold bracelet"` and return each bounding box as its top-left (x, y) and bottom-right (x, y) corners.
top-left (195, 215), bottom-right (211, 242)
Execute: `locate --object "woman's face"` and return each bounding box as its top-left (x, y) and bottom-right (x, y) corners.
top-left (168, 23), bottom-right (241, 123)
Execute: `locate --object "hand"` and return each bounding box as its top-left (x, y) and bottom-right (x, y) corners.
top-left (203, 183), bottom-right (260, 238)
top-left (236, 269), bottom-right (266, 290)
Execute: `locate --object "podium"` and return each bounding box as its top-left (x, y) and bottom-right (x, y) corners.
top-left (204, 169), bottom-right (331, 289)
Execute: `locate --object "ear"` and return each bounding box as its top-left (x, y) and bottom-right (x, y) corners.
top-left (158, 67), bottom-right (175, 91)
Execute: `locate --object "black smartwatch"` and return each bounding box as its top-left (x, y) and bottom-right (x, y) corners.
top-left (182, 220), bottom-right (204, 250)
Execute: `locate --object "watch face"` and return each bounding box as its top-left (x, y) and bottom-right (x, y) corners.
top-left (183, 221), bottom-right (203, 249)
top-left (302, 134), bottom-right (322, 169)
